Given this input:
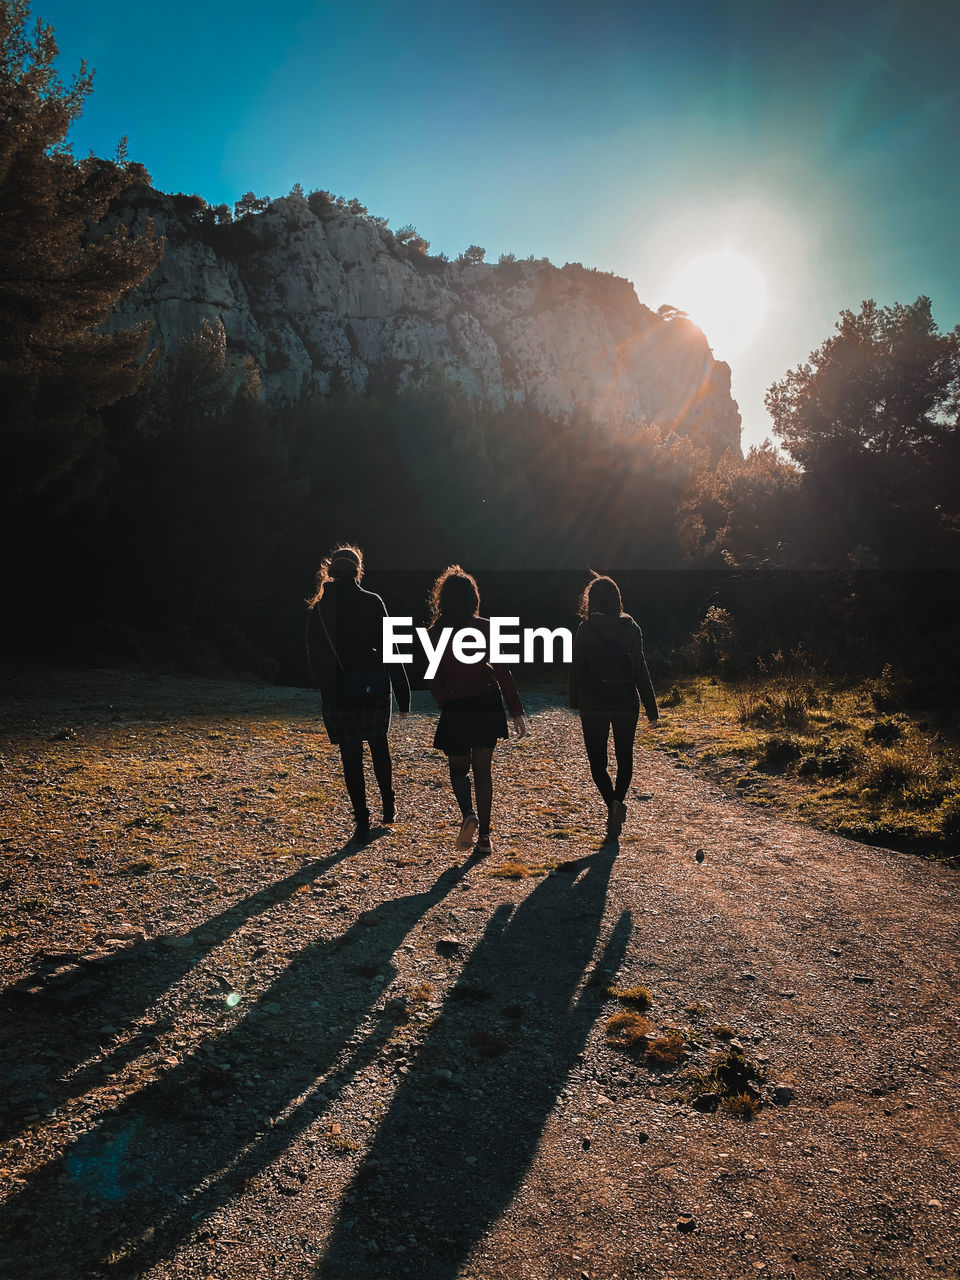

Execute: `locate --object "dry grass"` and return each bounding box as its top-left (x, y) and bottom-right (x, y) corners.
top-left (649, 674), bottom-right (960, 853)
top-left (718, 1092), bottom-right (761, 1120)
top-left (645, 1030), bottom-right (687, 1066)
top-left (604, 1011), bottom-right (652, 1049)
top-left (608, 984), bottom-right (652, 1010)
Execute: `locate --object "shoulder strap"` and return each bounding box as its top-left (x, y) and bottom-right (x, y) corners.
top-left (315, 604), bottom-right (345, 672)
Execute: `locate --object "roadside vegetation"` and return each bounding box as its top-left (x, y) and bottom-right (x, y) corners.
top-left (650, 657), bottom-right (960, 859)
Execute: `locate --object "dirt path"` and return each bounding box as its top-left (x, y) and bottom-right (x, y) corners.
top-left (1, 668), bottom-right (958, 1280)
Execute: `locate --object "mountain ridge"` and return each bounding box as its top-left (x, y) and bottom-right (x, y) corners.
top-left (108, 186), bottom-right (742, 459)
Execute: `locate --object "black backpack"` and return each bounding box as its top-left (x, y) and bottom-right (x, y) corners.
top-left (592, 635), bottom-right (634, 686)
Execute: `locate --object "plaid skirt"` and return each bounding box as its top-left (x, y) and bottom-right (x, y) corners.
top-left (322, 697), bottom-right (392, 745)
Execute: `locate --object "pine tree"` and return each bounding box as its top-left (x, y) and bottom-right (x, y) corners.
top-left (0, 0), bottom-right (161, 517)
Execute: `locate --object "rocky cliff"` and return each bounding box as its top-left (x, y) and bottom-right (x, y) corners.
top-left (109, 188), bottom-right (741, 458)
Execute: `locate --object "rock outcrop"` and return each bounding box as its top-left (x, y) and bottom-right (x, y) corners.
top-left (109, 188), bottom-right (741, 458)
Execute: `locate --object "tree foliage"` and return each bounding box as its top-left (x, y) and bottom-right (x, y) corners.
top-left (766, 297), bottom-right (960, 469)
top-left (0, 0), bottom-right (161, 513)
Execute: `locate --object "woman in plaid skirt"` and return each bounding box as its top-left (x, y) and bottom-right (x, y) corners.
top-left (306, 545), bottom-right (410, 844)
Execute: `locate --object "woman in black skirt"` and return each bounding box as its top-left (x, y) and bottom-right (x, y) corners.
top-left (427, 566), bottom-right (527, 856)
top-left (569, 572), bottom-right (659, 840)
top-left (306, 545), bottom-right (411, 844)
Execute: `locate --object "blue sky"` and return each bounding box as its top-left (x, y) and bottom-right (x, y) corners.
top-left (42, 0), bottom-right (960, 448)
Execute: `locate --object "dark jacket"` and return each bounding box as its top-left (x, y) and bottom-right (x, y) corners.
top-left (428, 616), bottom-right (525, 717)
top-left (306, 579), bottom-right (411, 712)
top-left (568, 612), bottom-right (658, 720)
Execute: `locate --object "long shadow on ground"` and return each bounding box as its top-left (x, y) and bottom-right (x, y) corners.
top-left (0, 845), bottom-right (359, 1144)
top-left (316, 845), bottom-right (630, 1280)
top-left (0, 859), bottom-right (474, 1280)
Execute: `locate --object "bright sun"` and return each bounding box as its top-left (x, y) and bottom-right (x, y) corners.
top-left (666, 249), bottom-right (768, 357)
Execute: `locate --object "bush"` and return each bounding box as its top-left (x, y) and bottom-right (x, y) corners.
top-left (865, 718), bottom-right (904, 744)
top-left (860, 741), bottom-right (942, 806)
top-left (798, 743), bottom-right (862, 779)
top-left (757, 735), bottom-right (802, 770)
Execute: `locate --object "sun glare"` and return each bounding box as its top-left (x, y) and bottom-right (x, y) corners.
top-left (665, 249), bottom-right (768, 358)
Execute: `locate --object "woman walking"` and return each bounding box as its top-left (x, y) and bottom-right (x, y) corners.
top-left (427, 566), bottom-right (527, 856)
top-left (569, 573), bottom-right (658, 840)
top-left (306, 545), bottom-right (410, 844)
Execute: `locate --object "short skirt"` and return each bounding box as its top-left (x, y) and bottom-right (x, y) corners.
top-left (433, 690), bottom-right (508, 755)
top-left (322, 697), bottom-right (392, 746)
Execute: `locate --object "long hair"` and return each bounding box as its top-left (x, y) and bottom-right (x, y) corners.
top-left (577, 571), bottom-right (623, 620)
top-left (428, 564), bottom-right (480, 626)
top-left (306, 544), bottom-right (364, 607)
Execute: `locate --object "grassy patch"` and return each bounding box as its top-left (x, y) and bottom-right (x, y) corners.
top-left (645, 1029), bottom-right (687, 1066)
top-left (605, 1011), bottom-right (652, 1049)
top-left (486, 859), bottom-right (556, 879)
top-left (683, 1044), bottom-right (766, 1114)
top-left (488, 861), bottom-right (531, 879)
top-left (608, 984), bottom-right (653, 1010)
top-left (649, 674), bottom-right (960, 855)
top-left (718, 1092), bottom-right (762, 1120)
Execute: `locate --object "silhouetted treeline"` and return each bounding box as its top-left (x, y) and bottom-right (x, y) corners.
top-left (5, 311), bottom-right (959, 697)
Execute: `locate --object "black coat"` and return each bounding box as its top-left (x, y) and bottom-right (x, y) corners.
top-left (568, 612), bottom-right (658, 720)
top-left (305, 579), bottom-right (411, 713)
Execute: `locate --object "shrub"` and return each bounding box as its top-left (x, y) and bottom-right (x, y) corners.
top-left (860, 741), bottom-right (942, 805)
top-left (798, 743), bottom-right (862, 778)
top-left (757, 735), bottom-right (802, 770)
top-left (865, 718), bottom-right (903, 745)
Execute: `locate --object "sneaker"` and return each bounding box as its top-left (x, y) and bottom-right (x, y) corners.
top-left (455, 812), bottom-right (479, 850)
top-left (474, 834), bottom-right (492, 856)
top-left (606, 800), bottom-right (627, 839)
top-left (382, 794), bottom-right (396, 825)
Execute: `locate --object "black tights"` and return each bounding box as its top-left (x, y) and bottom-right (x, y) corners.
top-left (447, 747), bottom-right (494, 836)
top-left (338, 735), bottom-right (394, 823)
top-left (580, 710), bottom-right (639, 807)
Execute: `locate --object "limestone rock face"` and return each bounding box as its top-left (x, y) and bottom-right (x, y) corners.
top-left (109, 189), bottom-right (741, 458)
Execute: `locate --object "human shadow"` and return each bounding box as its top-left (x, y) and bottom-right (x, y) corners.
top-left (0, 844), bottom-right (362, 1144)
top-left (315, 845), bottom-right (630, 1280)
top-left (0, 857), bottom-right (477, 1280)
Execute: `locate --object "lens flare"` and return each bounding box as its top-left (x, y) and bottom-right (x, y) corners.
top-left (225, 991), bottom-right (241, 1008)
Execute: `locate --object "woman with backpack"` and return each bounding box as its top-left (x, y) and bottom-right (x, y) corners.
top-left (306, 545), bottom-right (411, 845)
top-left (427, 565), bottom-right (527, 856)
top-left (569, 572), bottom-right (659, 840)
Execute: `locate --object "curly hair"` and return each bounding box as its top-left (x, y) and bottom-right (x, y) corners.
top-left (306, 544), bottom-right (364, 607)
top-left (428, 564), bottom-right (481, 625)
top-left (577, 571), bottom-right (623, 620)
